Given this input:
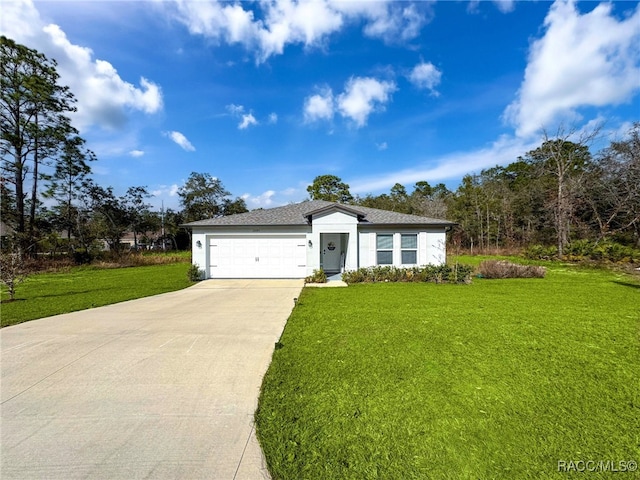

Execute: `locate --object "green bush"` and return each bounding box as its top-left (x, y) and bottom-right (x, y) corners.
top-left (187, 264), bottom-right (205, 281)
top-left (565, 240), bottom-right (638, 263)
top-left (592, 242), bottom-right (637, 263)
top-left (564, 239), bottom-right (594, 258)
top-left (305, 269), bottom-right (327, 284)
top-left (523, 244), bottom-right (558, 260)
top-left (72, 248), bottom-right (94, 265)
top-left (341, 264), bottom-right (473, 284)
top-left (524, 241), bottom-right (639, 263)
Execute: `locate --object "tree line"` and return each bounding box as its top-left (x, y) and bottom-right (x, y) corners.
top-left (307, 123), bottom-right (640, 258)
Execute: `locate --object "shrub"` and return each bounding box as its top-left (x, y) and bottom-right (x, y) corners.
top-left (523, 244), bottom-right (558, 260)
top-left (73, 248), bottom-right (94, 265)
top-left (525, 241), bottom-right (639, 263)
top-left (305, 269), bottom-right (327, 284)
top-left (478, 260), bottom-right (546, 279)
top-left (591, 242), bottom-right (637, 263)
top-left (342, 264), bottom-right (473, 284)
top-left (564, 239), bottom-right (595, 258)
top-left (187, 264), bottom-right (205, 281)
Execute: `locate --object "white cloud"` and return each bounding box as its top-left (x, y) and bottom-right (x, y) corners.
top-left (256, 0), bottom-right (344, 60)
top-left (408, 61), bottom-right (442, 95)
top-left (268, 112), bottom-right (278, 124)
top-left (493, 1), bottom-right (515, 14)
top-left (505, 0), bottom-right (640, 138)
top-left (242, 190), bottom-right (276, 208)
top-left (163, 0), bottom-right (432, 63)
top-left (226, 104), bottom-right (259, 129)
top-left (164, 131), bottom-right (195, 151)
top-left (376, 142), bottom-right (388, 151)
top-left (0, 0), bottom-right (163, 132)
top-left (151, 185), bottom-right (176, 197)
top-left (151, 184), bottom-right (180, 210)
top-left (239, 113), bottom-right (258, 129)
top-left (337, 77), bottom-right (396, 127)
top-left (304, 87), bottom-right (335, 123)
top-left (467, 0), bottom-right (515, 14)
top-left (358, 2), bottom-right (430, 43)
top-left (169, 1), bottom-right (258, 42)
top-left (304, 77), bottom-right (396, 128)
top-left (129, 150), bottom-right (145, 158)
top-left (349, 135), bottom-right (538, 194)
top-left (226, 103), bottom-right (245, 115)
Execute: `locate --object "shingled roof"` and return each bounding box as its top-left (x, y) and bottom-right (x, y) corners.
top-left (183, 200), bottom-right (455, 227)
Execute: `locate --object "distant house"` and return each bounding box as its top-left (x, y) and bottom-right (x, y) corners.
top-left (183, 200), bottom-right (455, 279)
top-left (0, 220), bottom-right (14, 248)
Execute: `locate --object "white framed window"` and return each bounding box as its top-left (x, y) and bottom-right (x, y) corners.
top-left (376, 234), bottom-right (393, 265)
top-left (401, 234), bottom-right (418, 265)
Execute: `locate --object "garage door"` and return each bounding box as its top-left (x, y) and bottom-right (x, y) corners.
top-left (209, 235), bottom-right (307, 278)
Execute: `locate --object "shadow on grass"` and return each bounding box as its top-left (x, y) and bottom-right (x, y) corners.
top-left (612, 280), bottom-right (640, 289)
top-left (35, 285), bottom-right (121, 299)
top-left (1, 298), bottom-right (26, 304)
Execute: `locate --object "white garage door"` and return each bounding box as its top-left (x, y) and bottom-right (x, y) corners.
top-left (209, 235), bottom-right (307, 278)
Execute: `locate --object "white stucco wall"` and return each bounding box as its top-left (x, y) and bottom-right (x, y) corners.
top-left (191, 228), bottom-right (208, 278)
top-left (191, 225), bottom-right (310, 279)
top-left (307, 210), bottom-right (359, 274)
top-left (190, 218), bottom-right (449, 278)
top-left (358, 228), bottom-right (447, 268)
top-left (425, 230), bottom-right (447, 265)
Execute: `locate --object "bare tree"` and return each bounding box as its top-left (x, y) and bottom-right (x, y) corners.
top-left (530, 124), bottom-right (601, 258)
top-left (0, 248), bottom-right (28, 301)
top-left (584, 123), bottom-right (640, 245)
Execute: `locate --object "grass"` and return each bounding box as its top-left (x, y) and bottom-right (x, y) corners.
top-left (1, 263), bottom-right (193, 327)
top-left (256, 263), bottom-right (640, 479)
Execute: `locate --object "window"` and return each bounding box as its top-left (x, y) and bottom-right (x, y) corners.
top-left (401, 234), bottom-right (417, 264)
top-left (376, 234), bottom-right (393, 265)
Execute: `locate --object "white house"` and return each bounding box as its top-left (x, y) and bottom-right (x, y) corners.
top-left (184, 200), bottom-right (455, 279)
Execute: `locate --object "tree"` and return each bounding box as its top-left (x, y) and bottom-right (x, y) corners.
top-left (307, 174), bottom-right (353, 203)
top-left (84, 182), bottom-right (130, 253)
top-left (583, 123), bottom-right (640, 245)
top-left (0, 248), bottom-right (28, 301)
top-left (1, 176), bottom-right (17, 229)
top-left (1, 36), bottom-right (79, 254)
top-left (410, 181), bottom-right (450, 219)
top-left (526, 126), bottom-right (597, 258)
top-left (389, 183), bottom-right (412, 213)
top-left (44, 135), bottom-right (94, 244)
top-left (178, 172), bottom-right (243, 222)
top-left (162, 208), bottom-right (190, 250)
top-left (448, 174), bottom-right (485, 251)
top-left (123, 186), bottom-right (152, 250)
top-left (223, 196), bottom-right (249, 215)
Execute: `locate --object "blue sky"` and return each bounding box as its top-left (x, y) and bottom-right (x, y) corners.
top-left (2, 0), bottom-right (639, 210)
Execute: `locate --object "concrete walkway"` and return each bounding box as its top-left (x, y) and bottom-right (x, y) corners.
top-left (1, 279), bottom-right (303, 480)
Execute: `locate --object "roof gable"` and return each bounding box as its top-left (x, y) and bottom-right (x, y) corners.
top-left (304, 204), bottom-right (366, 222)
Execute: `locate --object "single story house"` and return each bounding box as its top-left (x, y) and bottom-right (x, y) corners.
top-left (184, 200), bottom-right (455, 279)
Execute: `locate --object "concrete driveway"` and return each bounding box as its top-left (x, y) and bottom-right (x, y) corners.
top-left (1, 279), bottom-right (303, 480)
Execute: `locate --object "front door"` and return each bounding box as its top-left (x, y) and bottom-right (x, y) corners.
top-left (321, 233), bottom-right (341, 273)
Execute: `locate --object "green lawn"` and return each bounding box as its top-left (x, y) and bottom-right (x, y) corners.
top-left (256, 264), bottom-right (640, 479)
top-left (1, 263), bottom-right (193, 327)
